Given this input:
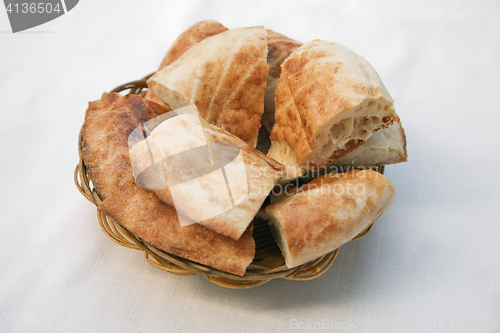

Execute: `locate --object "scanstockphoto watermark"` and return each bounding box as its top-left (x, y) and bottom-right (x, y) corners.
top-left (289, 318), bottom-right (499, 331)
top-left (269, 175), bottom-right (368, 199)
top-left (289, 319), bottom-right (366, 330)
top-left (267, 163), bottom-right (383, 200)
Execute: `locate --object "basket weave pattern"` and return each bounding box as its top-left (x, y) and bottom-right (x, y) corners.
top-left (74, 75), bottom-right (381, 289)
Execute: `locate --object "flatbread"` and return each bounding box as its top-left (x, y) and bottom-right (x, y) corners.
top-left (147, 26), bottom-right (269, 147)
top-left (145, 20), bottom-right (228, 107)
top-left (82, 92), bottom-right (169, 199)
top-left (99, 189), bottom-right (255, 277)
top-left (262, 169), bottom-right (396, 268)
top-left (274, 40), bottom-right (400, 168)
top-left (82, 92), bottom-right (255, 276)
top-left (128, 106), bottom-right (283, 240)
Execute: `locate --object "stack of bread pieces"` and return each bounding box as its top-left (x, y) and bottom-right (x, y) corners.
top-left (82, 20), bottom-right (406, 276)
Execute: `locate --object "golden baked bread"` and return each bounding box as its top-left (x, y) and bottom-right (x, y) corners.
top-left (128, 105), bottom-right (283, 240)
top-left (262, 170), bottom-right (396, 268)
top-left (81, 23), bottom-right (405, 278)
top-left (82, 93), bottom-right (169, 199)
top-left (145, 20), bottom-right (228, 107)
top-left (82, 92), bottom-right (255, 276)
top-left (157, 20), bottom-right (229, 72)
top-left (274, 40), bottom-right (400, 169)
top-left (262, 30), bottom-right (302, 132)
top-left (147, 26), bottom-right (269, 147)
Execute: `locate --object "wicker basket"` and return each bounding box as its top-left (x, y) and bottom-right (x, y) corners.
top-left (74, 74), bottom-right (383, 289)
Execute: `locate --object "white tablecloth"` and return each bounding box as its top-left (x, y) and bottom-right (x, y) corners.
top-left (1, 1), bottom-right (499, 332)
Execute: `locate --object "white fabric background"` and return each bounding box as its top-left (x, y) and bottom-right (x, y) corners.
top-left (1, 0), bottom-right (499, 332)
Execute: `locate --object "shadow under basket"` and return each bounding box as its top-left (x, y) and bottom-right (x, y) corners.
top-left (74, 74), bottom-right (384, 289)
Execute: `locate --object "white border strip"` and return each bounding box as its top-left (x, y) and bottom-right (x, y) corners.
top-left (60, 0), bottom-right (68, 14)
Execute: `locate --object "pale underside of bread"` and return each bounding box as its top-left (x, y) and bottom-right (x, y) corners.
top-left (147, 26), bottom-right (269, 147)
top-left (333, 120), bottom-right (407, 167)
top-left (275, 40), bottom-right (400, 169)
top-left (267, 120), bottom-right (407, 184)
top-left (144, 20), bottom-right (229, 108)
top-left (262, 30), bottom-right (302, 132)
top-left (264, 169), bottom-right (396, 268)
top-left (128, 109), bottom-right (283, 240)
top-left (82, 92), bottom-right (255, 276)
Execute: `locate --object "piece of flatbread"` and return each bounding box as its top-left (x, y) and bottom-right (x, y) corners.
top-left (99, 190), bottom-right (255, 277)
top-left (82, 92), bottom-right (255, 276)
top-left (128, 106), bottom-right (283, 240)
top-left (82, 93), bottom-right (170, 199)
top-left (145, 20), bottom-right (228, 107)
top-left (274, 40), bottom-right (400, 169)
top-left (262, 169), bottom-right (396, 268)
top-left (147, 26), bottom-right (269, 147)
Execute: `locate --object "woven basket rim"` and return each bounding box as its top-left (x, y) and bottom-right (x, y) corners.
top-left (74, 76), bottom-right (382, 289)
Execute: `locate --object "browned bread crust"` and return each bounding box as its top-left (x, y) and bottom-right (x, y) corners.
top-left (145, 20), bottom-right (229, 107)
top-left (148, 26), bottom-right (269, 147)
top-left (158, 20), bottom-right (229, 71)
top-left (274, 40), bottom-right (399, 169)
top-left (264, 169), bottom-right (396, 268)
top-left (266, 30), bottom-right (302, 79)
top-left (82, 93), bottom-right (169, 199)
top-left (82, 92), bottom-right (255, 276)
